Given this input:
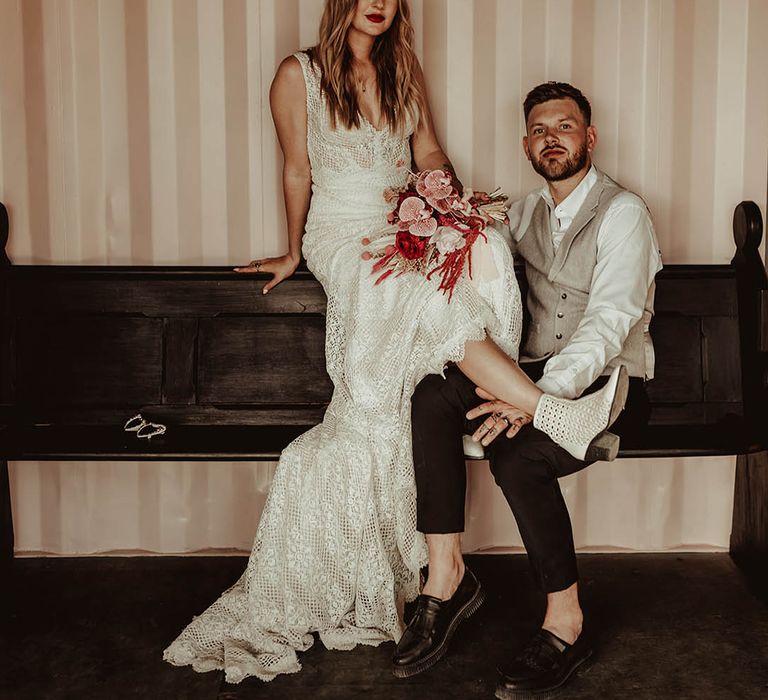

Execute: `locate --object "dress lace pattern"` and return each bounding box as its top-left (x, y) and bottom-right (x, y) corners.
top-left (163, 51), bottom-right (523, 684)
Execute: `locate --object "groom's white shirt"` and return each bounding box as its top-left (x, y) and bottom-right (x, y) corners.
top-left (506, 165), bottom-right (663, 400)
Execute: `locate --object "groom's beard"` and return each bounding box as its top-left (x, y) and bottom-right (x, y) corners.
top-left (530, 143), bottom-right (588, 182)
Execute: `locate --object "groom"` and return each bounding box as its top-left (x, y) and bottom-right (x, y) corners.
top-left (392, 82), bottom-right (662, 697)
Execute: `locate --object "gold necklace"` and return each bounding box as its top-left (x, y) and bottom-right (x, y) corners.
top-left (354, 68), bottom-right (371, 93)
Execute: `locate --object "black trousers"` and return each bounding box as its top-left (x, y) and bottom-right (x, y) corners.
top-left (411, 361), bottom-right (650, 593)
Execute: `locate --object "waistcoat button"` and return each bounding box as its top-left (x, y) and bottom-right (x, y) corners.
top-left (555, 333), bottom-right (562, 340)
top-left (557, 312), bottom-right (564, 318)
top-left (561, 292), bottom-right (567, 300)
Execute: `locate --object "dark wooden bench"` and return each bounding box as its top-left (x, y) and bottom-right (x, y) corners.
top-left (1, 200), bottom-right (766, 573)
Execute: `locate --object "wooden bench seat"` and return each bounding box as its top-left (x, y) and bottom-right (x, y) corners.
top-left (0, 421), bottom-right (764, 462)
top-left (1, 200), bottom-right (766, 573)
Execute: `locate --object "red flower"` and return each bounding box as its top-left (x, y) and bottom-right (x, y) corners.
top-left (395, 231), bottom-right (427, 260)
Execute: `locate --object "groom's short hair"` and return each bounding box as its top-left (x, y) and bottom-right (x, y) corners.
top-left (524, 82), bottom-right (592, 126)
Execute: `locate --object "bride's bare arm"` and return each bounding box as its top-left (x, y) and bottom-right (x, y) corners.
top-left (235, 55), bottom-right (311, 293)
top-left (408, 69), bottom-right (539, 424)
top-left (409, 63), bottom-right (462, 192)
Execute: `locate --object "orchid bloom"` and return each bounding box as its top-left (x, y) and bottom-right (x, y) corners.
top-left (398, 196), bottom-right (438, 237)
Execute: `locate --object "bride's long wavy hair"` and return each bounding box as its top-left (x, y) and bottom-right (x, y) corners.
top-left (310, 0), bottom-right (426, 134)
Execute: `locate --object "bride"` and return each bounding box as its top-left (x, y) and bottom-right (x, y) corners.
top-left (163, 0), bottom-right (627, 684)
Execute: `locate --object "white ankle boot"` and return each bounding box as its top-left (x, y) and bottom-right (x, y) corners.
top-left (533, 365), bottom-right (629, 462)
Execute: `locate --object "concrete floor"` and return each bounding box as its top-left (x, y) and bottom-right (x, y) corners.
top-left (1, 553), bottom-right (767, 699)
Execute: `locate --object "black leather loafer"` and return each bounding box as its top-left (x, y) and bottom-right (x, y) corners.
top-left (495, 628), bottom-right (593, 699)
top-left (392, 568), bottom-right (485, 678)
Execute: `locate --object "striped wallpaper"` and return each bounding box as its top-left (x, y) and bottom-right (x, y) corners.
top-left (1, 0), bottom-right (766, 554)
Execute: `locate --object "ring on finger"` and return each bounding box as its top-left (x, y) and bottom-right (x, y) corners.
top-left (253, 261), bottom-right (261, 272)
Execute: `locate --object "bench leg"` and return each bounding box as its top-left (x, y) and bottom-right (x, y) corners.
top-left (0, 459), bottom-right (13, 567)
top-left (730, 451), bottom-right (768, 577)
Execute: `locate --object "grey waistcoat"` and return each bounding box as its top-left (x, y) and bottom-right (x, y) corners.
top-left (516, 170), bottom-right (655, 379)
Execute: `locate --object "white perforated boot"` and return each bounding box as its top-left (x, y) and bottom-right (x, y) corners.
top-left (533, 365), bottom-right (629, 462)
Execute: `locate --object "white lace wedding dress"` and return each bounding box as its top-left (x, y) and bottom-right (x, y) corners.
top-left (163, 51), bottom-right (522, 684)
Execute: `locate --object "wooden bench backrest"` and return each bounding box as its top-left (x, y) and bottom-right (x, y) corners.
top-left (647, 266), bottom-right (741, 424)
top-left (1, 202), bottom-right (765, 433)
top-left (0, 265), bottom-right (745, 429)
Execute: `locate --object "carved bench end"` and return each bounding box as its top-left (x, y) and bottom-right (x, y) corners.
top-left (0, 202), bottom-right (8, 267)
top-left (733, 201), bottom-right (763, 254)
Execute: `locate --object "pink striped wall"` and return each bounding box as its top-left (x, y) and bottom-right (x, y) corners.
top-left (1, 0), bottom-right (766, 554)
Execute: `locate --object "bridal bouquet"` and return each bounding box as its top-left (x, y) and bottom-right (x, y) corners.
top-left (361, 169), bottom-right (508, 299)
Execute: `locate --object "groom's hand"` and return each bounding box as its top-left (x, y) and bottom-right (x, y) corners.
top-left (466, 388), bottom-right (532, 446)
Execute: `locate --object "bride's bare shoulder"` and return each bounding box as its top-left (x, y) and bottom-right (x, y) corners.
top-left (273, 54), bottom-right (305, 86)
top-left (271, 54), bottom-right (307, 108)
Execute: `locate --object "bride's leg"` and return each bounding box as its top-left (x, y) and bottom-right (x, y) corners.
top-left (457, 338), bottom-right (542, 416)
top-left (458, 337), bottom-right (629, 462)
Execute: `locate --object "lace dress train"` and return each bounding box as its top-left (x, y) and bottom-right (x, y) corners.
top-left (163, 50), bottom-right (523, 683)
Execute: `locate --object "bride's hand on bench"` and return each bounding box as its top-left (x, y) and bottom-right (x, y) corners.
top-left (467, 387), bottom-right (532, 447)
top-left (234, 254), bottom-right (300, 294)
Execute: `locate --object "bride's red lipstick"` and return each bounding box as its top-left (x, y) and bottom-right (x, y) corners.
top-left (366, 13), bottom-right (385, 23)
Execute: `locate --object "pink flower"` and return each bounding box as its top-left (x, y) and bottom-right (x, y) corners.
top-left (398, 196), bottom-right (436, 237)
top-left (415, 170), bottom-right (460, 213)
top-left (399, 195), bottom-right (428, 221)
top-left (429, 193), bottom-right (460, 214)
top-left (409, 217), bottom-right (437, 237)
top-left (417, 170), bottom-right (454, 201)
top-left (431, 226), bottom-right (467, 255)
